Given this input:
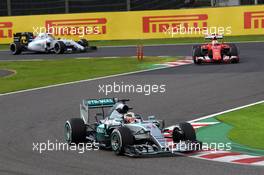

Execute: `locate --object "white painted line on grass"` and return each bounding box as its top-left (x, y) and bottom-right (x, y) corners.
top-left (75, 57), bottom-right (92, 60)
top-left (0, 63), bottom-right (174, 97)
top-left (188, 100), bottom-right (264, 123)
top-left (157, 56), bottom-right (170, 57)
top-left (102, 56), bottom-right (118, 58)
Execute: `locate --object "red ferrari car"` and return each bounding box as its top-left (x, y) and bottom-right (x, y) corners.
top-left (192, 35), bottom-right (239, 64)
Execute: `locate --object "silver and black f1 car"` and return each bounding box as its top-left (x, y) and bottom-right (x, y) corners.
top-left (192, 34), bottom-right (239, 64)
top-left (10, 32), bottom-right (97, 55)
top-left (64, 98), bottom-right (201, 157)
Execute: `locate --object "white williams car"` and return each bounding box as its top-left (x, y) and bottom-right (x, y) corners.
top-left (10, 32), bottom-right (97, 55)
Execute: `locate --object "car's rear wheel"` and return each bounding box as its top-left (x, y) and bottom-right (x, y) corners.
top-left (65, 118), bottom-right (86, 144)
top-left (10, 42), bottom-right (22, 55)
top-left (54, 41), bottom-right (66, 54)
top-left (110, 127), bottom-right (134, 155)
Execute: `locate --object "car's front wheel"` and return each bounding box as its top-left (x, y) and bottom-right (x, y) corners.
top-left (172, 122), bottom-right (196, 142)
top-left (78, 39), bottom-right (89, 47)
top-left (192, 46), bottom-right (202, 65)
top-left (179, 122), bottom-right (196, 141)
top-left (110, 127), bottom-right (134, 155)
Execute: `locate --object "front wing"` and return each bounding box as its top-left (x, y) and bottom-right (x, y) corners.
top-left (123, 141), bottom-right (202, 157)
top-left (194, 55), bottom-right (239, 63)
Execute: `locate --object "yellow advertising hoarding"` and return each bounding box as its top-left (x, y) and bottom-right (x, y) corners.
top-left (0, 5), bottom-right (263, 44)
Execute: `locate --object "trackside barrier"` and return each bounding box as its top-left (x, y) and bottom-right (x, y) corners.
top-left (0, 5), bottom-right (263, 44)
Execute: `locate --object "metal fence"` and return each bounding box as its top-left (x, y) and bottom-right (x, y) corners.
top-left (0, 0), bottom-right (263, 16)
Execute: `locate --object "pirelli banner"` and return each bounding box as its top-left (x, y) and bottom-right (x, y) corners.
top-left (0, 5), bottom-right (263, 44)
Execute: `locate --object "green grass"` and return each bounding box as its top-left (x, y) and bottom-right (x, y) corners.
top-left (1, 35), bottom-right (264, 50)
top-left (217, 103), bottom-right (264, 150)
top-left (0, 44), bottom-right (8, 50)
top-left (0, 56), bottom-right (177, 94)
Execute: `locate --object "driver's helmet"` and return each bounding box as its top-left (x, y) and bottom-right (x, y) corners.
top-left (124, 112), bottom-right (136, 123)
top-left (124, 112), bottom-right (135, 118)
top-left (47, 34), bottom-right (55, 40)
top-left (115, 103), bottom-right (129, 114)
top-left (212, 39), bottom-right (218, 46)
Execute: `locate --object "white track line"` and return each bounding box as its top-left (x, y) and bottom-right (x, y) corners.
top-left (0, 63), bottom-right (175, 97)
top-left (188, 100), bottom-right (264, 123)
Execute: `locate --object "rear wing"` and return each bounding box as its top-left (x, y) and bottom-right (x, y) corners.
top-left (80, 98), bottom-right (117, 124)
top-left (84, 98), bottom-right (116, 108)
top-left (205, 34), bottom-right (223, 40)
top-left (13, 32), bottom-right (34, 45)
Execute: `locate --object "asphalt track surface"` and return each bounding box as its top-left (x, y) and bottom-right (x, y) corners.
top-left (0, 43), bottom-right (264, 175)
top-left (0, 44), bottom-right (208, 60)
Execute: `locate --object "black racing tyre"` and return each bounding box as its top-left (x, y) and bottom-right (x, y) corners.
top-left (208, 49), bottom-right (213, 59)
top-left (89, 46), bottom-right (98, 51)
top-left (172, 127), bottom-right (185, 143)
top-left (229, 44), bottom-right (239, 63)
top-left (10, 42), bottom-right (22, 55)
top-left (192, 46), bottom-right (202, 65)
top-left (231, 57), bottom-right (239, 64)
top-left (65, 118), bottom-right (86, 144)
top-left (229, 44), bottom-right (238, 56)
top-left (54, 41), bottom-right (66, 54)
top-left (179, 122), bottom-right (196, 141)
top-left (78, 39), bottom-right (89, 47)
top-left (110, 127), bottom-right (134, 155)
